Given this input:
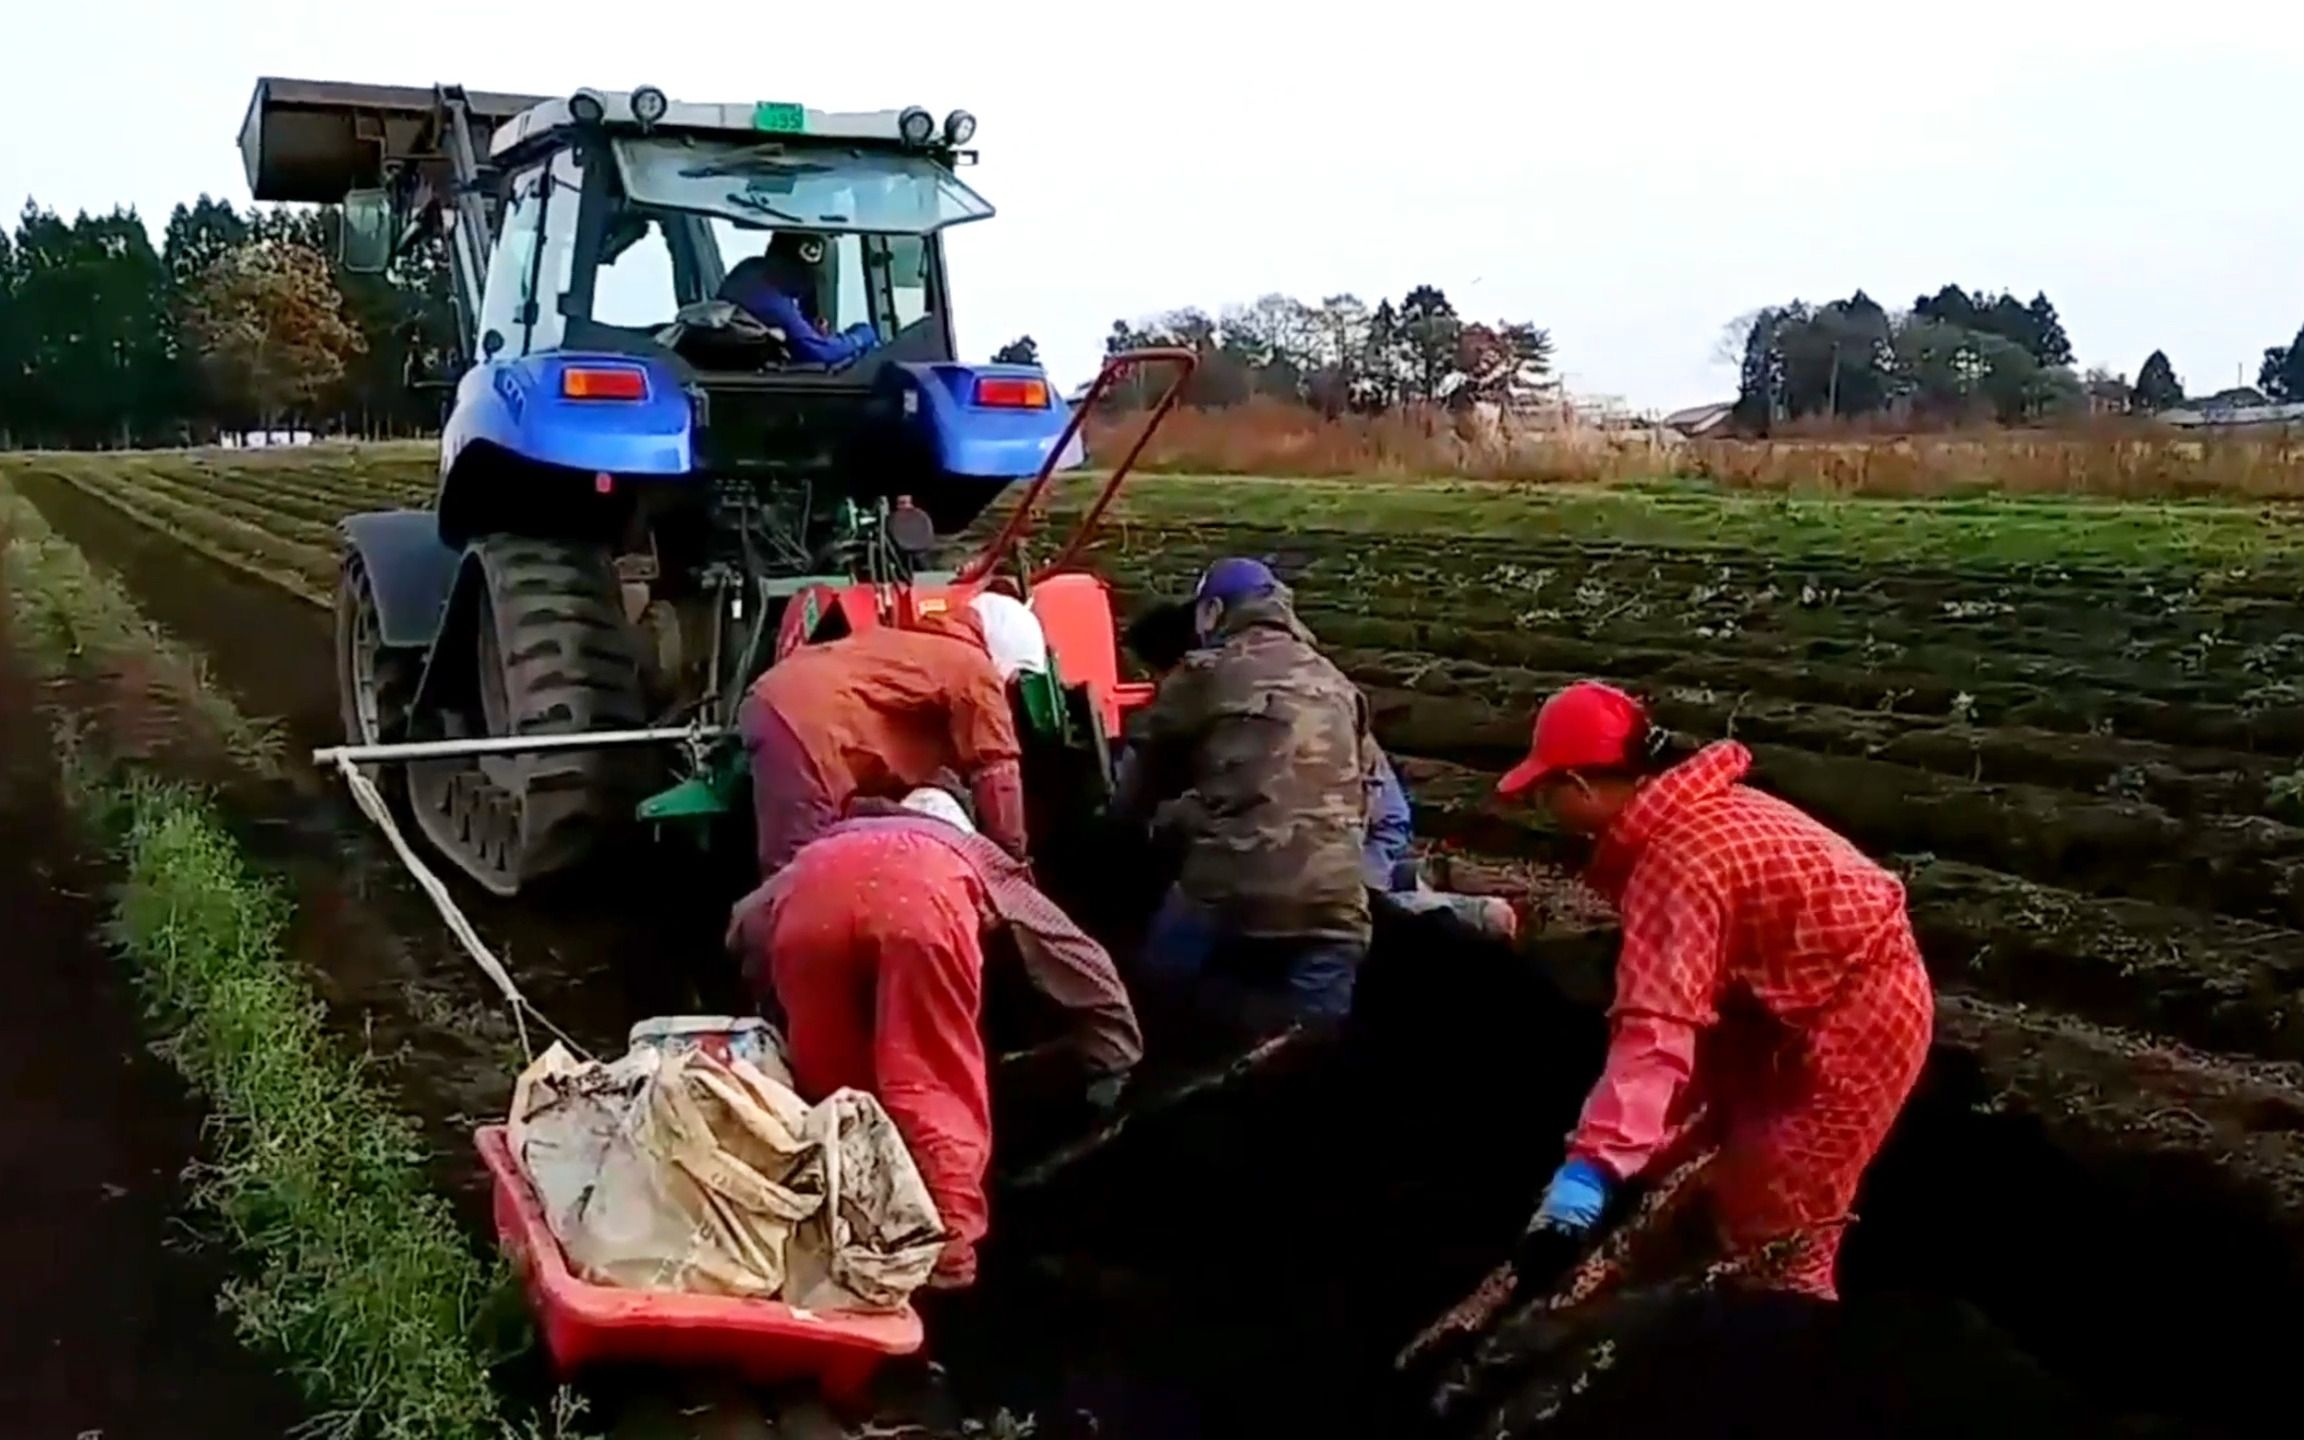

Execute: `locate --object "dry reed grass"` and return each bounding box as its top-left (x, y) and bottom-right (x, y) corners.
top-left (1087, 399), bottom-right (2304, 500)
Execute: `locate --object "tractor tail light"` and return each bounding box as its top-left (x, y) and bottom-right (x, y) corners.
top-left (972, 376), bottom-right (1049, 409)
top-left (562, 366), bottom-right (648, 401)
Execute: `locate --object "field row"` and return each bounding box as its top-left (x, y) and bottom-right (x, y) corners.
top-left (26, 453), bottom-right (2304, 734)
top-left (19, 450), bottom-right (2304, 924)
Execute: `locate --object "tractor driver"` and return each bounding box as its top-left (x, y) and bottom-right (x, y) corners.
top-left (718, 231), bottom-right (881, 367)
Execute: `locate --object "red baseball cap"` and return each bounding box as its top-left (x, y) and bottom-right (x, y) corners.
top-left (1496, 680), bottom-right (1648, 798)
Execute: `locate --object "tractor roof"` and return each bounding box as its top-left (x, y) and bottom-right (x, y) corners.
top-left (490, 90), bottom-right (944, 159)
top-left (240, 77), bottom-right (970, 205)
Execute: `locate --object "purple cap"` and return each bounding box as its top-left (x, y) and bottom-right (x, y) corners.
top-left (1194, 557), bottom-right (1277, 605)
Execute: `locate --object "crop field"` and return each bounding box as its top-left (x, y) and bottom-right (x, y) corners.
top-left (8, 441), bottom-right (2304, 1435)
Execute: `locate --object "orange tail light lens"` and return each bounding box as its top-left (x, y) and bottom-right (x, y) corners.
top-left (561, 366), bottom-right (649, 401)
top-left (972, 375), bottom-right (1049, 409)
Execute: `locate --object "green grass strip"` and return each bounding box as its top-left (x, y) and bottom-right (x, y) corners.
top-left (109, 780), bottom-right (509, 1439)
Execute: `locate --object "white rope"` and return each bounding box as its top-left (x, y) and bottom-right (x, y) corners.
top-left (330, 753), bottom-right (594, 1063)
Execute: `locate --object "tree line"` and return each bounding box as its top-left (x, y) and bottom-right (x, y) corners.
top-left (1733, 283), bottom-right (2304, 431)
top-left (0, 197), bottom-right (454, 449)
top-left (9, 186), bottom-right (2301, 449)
top-left (1730, 286), bottom-right (2085, 430)
top-left (1002, 286), bottom-right (1556, 415)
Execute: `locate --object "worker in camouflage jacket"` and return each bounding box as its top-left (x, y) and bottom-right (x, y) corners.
top-left (1111, 558), bottom-right (1379, 1025)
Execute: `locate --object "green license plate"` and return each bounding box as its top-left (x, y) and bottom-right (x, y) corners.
top-left (752, 102), bottom-right (805, 133)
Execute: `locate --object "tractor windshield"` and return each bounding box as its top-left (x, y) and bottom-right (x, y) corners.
top-left (612, 136), bottom-right (993, 235)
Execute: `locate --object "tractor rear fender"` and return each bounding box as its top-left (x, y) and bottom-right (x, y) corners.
top-left (441, 351), bottom-right (693, 488)
top-left (340, 510), bottom-right (462, 650)
top-left (882, 361), bottom-right (1085, 479)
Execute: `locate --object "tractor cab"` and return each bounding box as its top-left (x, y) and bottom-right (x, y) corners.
top-left (447, 95), bottom-right (977, 373)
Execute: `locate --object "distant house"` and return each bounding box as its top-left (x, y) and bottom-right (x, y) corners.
top-left (1662, 401), bottom-right (1736, 437)
top-left (2160, 390), bottom-right (2304, 428)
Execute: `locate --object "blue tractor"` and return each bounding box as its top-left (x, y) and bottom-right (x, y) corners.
top-left (241, 79), bottom-right (1179, 897)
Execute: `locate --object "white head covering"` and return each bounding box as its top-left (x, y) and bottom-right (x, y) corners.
top-left (900, 786), bottom-right (977, 833)
top-left (969, 591), bottom-right (1049, 681)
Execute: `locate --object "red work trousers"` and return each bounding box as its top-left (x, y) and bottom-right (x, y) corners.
top-left (1702, 935), bottom-right (1934, 1299)
top-left (761, 830), bottom-right (992, 1287)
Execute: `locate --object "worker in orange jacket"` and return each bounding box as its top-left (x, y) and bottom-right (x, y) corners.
top-left (728, 784), bottom-right (1142, 1289)
top-left (1499, 680), bottom-right (1934, 1299)
top-left (740, 592), bottom-right (1047, 874)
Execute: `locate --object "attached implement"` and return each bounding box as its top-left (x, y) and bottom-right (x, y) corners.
top-left (246, 77), bottom-right (1192, 895)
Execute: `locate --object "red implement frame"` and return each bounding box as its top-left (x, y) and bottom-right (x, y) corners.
top-left (954, 346), bottom-right (1198, 589)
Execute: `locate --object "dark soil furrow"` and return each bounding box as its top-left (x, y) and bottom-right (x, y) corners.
top-left (174, 466), bottom-right (424, 518)
top-left (1309, 609), bottom-right (2304, 752)
top-left (1397, 755), bottom-right (2304, 1062)
top-left (1905, 859), bottom-right (2304, 1065)
top-left (1098, 534), bottom-right (2300, 654)
top-left (1350, 664), bottom-right (2298, 820)
top-left (128, 468), bottom-right (360, 534)
top-left (1400, 739), bottom-right (2304, 925)
top-left (101, 470), bottom-right (342, 549)
top-left (1079, 511), bottom-right (2304, 595)
top-left (1094, 554), bottom-right (2304, 722)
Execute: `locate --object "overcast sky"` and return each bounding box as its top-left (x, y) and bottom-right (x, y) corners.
top-left (3, 2), bottom-right (2299, 409)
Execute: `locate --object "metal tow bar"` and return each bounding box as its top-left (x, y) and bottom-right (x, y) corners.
top-left (310, 725), bottom-right (724, 767)
top-left (310, 725), bottom-right (723, 1060)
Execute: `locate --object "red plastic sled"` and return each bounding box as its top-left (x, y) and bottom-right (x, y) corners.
top-left (474, 1125), bottom-right (924, 1406)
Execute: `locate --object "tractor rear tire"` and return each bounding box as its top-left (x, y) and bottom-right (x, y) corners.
top-left (406, 536), bottom-right (650, 897)
top-left (335, 547), bottom-right (421, 793)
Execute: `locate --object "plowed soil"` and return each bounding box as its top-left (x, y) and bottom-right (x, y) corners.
top-left (10, 449), bottom-right (2304, 1437)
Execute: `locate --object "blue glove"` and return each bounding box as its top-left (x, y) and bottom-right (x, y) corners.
top-left (1531, 1156), bottom-right (1612, 1234)
top-left (841, 322), bottom-right (880, 351)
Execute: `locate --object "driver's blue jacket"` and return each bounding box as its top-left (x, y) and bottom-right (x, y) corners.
top-left (720, 266), bottom-right (879, 366)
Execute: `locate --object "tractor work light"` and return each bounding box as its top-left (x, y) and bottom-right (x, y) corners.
top-left (944, 109), bottom-right (977, 146)
top-left (561, 366), bottom-right (649, 401)
top-left (569, 89), bottom-right (608, 125)
top-left (631, 85), bottom-right (669, 128)
top-left (899, 106), bottom-right (937, 146)
top-left (973, 375), bottom-right (1050, 409)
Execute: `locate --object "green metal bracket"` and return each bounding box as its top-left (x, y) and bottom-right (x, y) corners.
top-left (1016, 654), bottom-right (1077, 745)
top-left (638, 743), bottom-right (749, 839)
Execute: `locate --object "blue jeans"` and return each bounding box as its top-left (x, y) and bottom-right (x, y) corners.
top-left (1140, 887), bottom-right (1364, 1024)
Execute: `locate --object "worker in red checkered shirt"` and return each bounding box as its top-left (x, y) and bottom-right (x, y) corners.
top-left (1496, 680), bottom-right (1934, 1299)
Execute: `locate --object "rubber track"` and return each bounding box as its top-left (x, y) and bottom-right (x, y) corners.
top-left (412, 537), bottom-right (647, 895)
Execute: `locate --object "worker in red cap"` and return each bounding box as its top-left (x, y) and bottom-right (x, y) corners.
top-left (1497, 680), bottom-right (1934, 1299)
